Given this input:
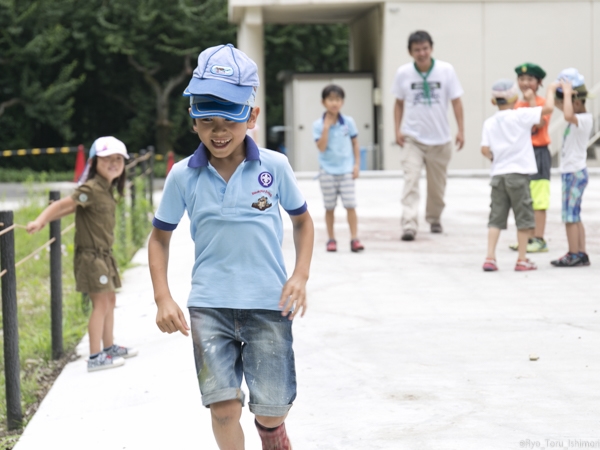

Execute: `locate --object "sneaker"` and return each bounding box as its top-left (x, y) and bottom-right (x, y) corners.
top-left (526, 237), bottom-right (548, 253)
top-left (580, 253), bottom-right (591, 266)
top-left (550, 253), bottom-right (584, 267)
top-left (430, 223), bottom-right (443, 234)
top-left (482, 258), bottom-right (498, 272)
top-left (515, 259), bottom-right (537, 271)
top-left (105, 344), bottom-right (139, 359)
top-left (326, 239), bottom-right (337, 252)
top-left (350, 238), bottom-right (364, 252)
top-left (87, 352), bottom-right (125, 372)
top-left (401, 229), bottom-right (416, 241)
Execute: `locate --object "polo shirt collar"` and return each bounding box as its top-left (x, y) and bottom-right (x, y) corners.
top-left (322, 113), bottom-right (345, 125)
top-left (188, 136), bottom-right (260, 168)
top-left (94, 175), bottom-right (111, 190)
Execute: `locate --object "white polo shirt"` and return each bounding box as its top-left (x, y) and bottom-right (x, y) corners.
top-left (153, 137), bottom-right (308, 310)
top-left (392, 59), bottom-right (463, 145)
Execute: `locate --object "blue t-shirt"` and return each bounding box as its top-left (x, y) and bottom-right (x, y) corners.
top-left (312, 114), bottom-right (358, 175)
top-left (153, 137), bottom-right (307, 310)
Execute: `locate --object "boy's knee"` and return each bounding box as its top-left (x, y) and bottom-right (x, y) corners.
top-left (210, 399), bottom-right (242, 426)
top-left (255, 414), bottom-right (286, 429)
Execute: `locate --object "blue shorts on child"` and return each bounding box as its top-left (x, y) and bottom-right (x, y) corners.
top-left (562, 168), bottom-right (588, 223)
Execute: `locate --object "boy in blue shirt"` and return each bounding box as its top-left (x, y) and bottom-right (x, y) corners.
top-left (148, 44), bottom-right (314, 450)
top-left (313, 84), bottom-right (365, 253)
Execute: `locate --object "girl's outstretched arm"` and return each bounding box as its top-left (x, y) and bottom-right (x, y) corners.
top-left (26, 197), bottom-right (77, 234)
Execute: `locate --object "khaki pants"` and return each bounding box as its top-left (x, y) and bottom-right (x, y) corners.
top-left (400, 137), bottom-right (453, 231)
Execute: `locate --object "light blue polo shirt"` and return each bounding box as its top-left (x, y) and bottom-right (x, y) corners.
top-left (312, 113), bottom-right (358, 175)
top-left (153, 137), bottom-right (307, 310)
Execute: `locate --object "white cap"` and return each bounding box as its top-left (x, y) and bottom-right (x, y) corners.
top-left (90, 136), bottom-right (129, 160)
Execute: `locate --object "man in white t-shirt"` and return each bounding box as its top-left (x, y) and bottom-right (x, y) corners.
top-left (392, 30), bottom-right (465, 241)
top-left (480, 79), bottom-right (556, 272)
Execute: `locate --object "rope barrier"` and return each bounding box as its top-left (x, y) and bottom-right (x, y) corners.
top-left (0, 221), bottom-right (75, 278)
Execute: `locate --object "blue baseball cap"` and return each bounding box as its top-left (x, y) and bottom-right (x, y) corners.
top-left (189, 86), bottom-right (257, 122)
top-left (183, 44), bottom-right (259, 104)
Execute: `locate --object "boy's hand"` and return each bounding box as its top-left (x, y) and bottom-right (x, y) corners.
top-left (455, 130), bottom-right (465, 151)
top-left (323, 112), bottom-right (337, 129)
top-left (560, 80), bottom-right (573, 94)
top-left (353, 164), bottom-right (360, 179)
top-left (523, 88), bottom-right (535, 102)
top-left (156, 297), bottom-right (190, 336)
top-left (548, 81), bottom-right (560, 91)
top-left (26, 220), bottom-right (45, 234)
top-left (279, 274), bottom-right (308, 320)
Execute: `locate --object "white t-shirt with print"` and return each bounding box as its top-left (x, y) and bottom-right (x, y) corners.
top-left (560, 113), bottom-right (593, 173)
top-left (391, 59), bottom-right (463, 146)
top-left (481, 107), bottom-right (542, 177)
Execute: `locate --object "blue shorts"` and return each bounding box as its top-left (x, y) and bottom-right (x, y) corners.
top-left (562, 169), bottom-right (588, 223)
top-left (189, 308), bottom-right (296, 417)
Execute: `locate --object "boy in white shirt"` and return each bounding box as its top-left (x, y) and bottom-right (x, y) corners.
top-left (551, 68), bottom-right (593, 267)
top-left (481, 79), bottom-right (556, 272)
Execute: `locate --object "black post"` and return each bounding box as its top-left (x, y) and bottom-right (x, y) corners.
top-left (0, 211), bottom-right (23, 429)
top-left (140, 149), bottom-right (148, 204)
top-left (148, 146), bottom-right (155, 207)
top-left (49, 192), bottom-right (63, 360)
top-left (129, 164), bottom-right (137, 244)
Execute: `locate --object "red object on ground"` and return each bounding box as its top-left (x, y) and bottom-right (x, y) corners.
top-left (166, 151), bottom-right (175, 176)
top-left (73, 144), bottom-right (86, 182)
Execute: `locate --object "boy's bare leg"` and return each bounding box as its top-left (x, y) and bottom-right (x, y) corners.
top-left (346, 208), bottom-right (358, 240)
top-left (517, 229), bottom-right (532, 261)
top-left (88, 292), bottom-right (111, 355)
top-left (534, 210), bottom-right (546, 238)
top-left (211, 400), bottom-right (244, 450)
top-left (565, 223), bottom-right (579, 254)
top-left (486, 227), bottom-right (501, 260)
top-left (325, 209), bottom-right (335, 240)
top-left (578, 222), bottom-right (586, 253)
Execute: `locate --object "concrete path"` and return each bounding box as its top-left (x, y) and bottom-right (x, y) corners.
top-left (13, 173), bottom-right (600, 450)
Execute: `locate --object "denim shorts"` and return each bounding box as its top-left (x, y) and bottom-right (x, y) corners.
top-left (562, 168), bottom-right (588, 223)
top-left (189, 308), bottom-right (296, 417)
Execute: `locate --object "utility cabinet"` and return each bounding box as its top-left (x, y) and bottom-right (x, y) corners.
top-left (283, 73), bottom-right (376, 172)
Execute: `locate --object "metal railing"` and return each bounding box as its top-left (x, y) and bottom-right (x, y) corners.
top-left (0, 148), bottom-right (154, 430)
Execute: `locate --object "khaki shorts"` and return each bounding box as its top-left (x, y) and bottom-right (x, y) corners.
top-left (488, 174), bottom-right (535, 230)
top-left (74, 249), bottom-right (121, 293)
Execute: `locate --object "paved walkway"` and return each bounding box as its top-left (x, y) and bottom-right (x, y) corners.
top-left (13, 173), bottom-right (600, 450)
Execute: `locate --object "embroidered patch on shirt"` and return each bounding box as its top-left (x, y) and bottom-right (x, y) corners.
top-left (79, 193), bottom-right (88, 202)
top-left (258, 172), bottom-right (273, 188)
top-left (99, 275), bottom-right (108, 285)
top-left (252, 196), bottom-right (272, 211)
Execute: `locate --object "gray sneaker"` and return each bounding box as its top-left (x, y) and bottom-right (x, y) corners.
top-left (87, 352), bottom-right (125, 372)
top-left (105, 344), bottom-right (139, 359)
top-left (401, 229), bottom-right (416, 241)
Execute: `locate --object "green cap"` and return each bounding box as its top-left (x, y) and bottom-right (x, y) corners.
top-left (515, 63), bottom-right (546, 80)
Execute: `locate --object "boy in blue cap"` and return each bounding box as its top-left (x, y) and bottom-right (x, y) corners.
top-left (148, 44), bottom-right (314, 450)
top-left (551, 68), bottom-right (593, 267)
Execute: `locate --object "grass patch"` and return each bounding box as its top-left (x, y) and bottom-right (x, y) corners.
top-left (0, 178), bottom-right (152, 446)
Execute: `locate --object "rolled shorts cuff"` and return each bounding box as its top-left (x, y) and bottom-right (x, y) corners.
top-left (201, 388), bottom-right (246, 408)
top-left (249, 402), bottom-right (293, 417)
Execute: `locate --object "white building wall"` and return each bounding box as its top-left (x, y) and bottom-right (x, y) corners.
top-left (231, 0), bottom-right (600, 169)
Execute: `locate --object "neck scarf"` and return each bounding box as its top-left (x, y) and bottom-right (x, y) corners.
top-left (414, 58), bottom-right (435, 106)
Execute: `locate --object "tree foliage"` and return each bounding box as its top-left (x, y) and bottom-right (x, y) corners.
top-left (0, 0), bottom-right (349, 169)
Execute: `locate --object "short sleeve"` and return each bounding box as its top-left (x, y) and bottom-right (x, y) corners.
top-left (576, 113), bottom-right (593, 130)
top-left (346, 116), bottom-right (358, 138)
top-left (153, 170), bottom-right (186, 231)
top-left (447, 65), bottom-right (464, 100)
top-left (278, 159), bottom-right (307, 216)
top-left (519, 106), bottom-right (542, 128)
top-left (481, 121), bottom-right (491, 147)
top-left (71, 182), bottom-right (94, 208)
top-left (312, 119), bottom-right (323, 142)
top-left (391, 68), bottom-right (405, 100)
